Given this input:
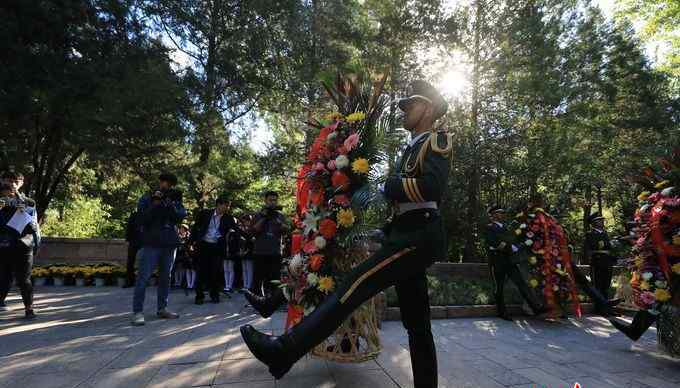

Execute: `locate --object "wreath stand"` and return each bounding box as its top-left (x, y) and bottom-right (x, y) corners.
top-left (311, 245), bottom-right (382, 363)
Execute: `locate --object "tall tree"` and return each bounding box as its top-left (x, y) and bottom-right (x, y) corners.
top-left (0, 0), bottom-right (186, 220)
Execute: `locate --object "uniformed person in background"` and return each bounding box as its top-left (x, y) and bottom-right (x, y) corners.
top-left (484, 206), bottom-right (545, 320)
top-left (585, 212), bottom-right (617, 309)
top-left (239, 80), bottom-right (452, 387)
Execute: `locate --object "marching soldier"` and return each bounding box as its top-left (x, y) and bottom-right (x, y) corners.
top-left (484, 206), bottom-right (545, 320)
top-left (585, 212), bottom-right (617, 306)
top-left (240, 80), bottom-right (452, 387)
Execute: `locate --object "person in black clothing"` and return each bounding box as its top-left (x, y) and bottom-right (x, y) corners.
top-left (239, 214), bottom-right (256, 292)
top-left (251, 191), bottom-right (290, 297)
top-left (223, 220), bottom-right (242, 293)
top-left (123, 210), bottom-right (142, 288)
top-left (191, 194), bottom-right (238, 304)
top-left (0, 172), bottom-right (40, 320)
top-left (484, 206), bottom-right (545, 321)
top-left (585, 212), bottom-right (618, 312)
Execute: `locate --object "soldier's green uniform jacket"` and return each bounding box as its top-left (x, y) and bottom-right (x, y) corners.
top-left (585, 228), bottom-right (616, 265)
top-left (384, 130), bottom-right (452, 262)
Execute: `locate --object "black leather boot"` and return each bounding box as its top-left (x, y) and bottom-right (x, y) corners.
top-left (241, 293), bottom-right (351, 379)
top-left (609, 310), bottom-right (657, 341)
top-left (244, 288), bottom-right (286, 318)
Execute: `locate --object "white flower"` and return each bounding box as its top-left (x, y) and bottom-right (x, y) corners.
top-left (655, 280), bottom-right (667, 288)
top-left (556, 264), bottom-right (562, 269)
top-left (661, 187), bottom-right (674, 197)
top-left (307, 273), bottom-right (319, 286)
top-left (642, 272), bottom-right (653, 281)
top-left (288, 254), bottom-right (304, 275)
top-left (553, 285), bottom-right (559, 291)
top-left (302, 211), bottom-right (321, 235)
top-left (335, 155), bottom-right (350, 169)
top-left (525, 240), bottom-right (533, 246)
top-left (315, 236), bottom-right (327, 249)
top-left (520, 223), bottom-right (527, 229)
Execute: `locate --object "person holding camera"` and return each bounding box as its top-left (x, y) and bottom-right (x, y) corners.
top-left (190, 194), bottom-right (238, 304)
top-left (251, 191), bottom-right (289, 296)
top-left (0, 170), bottom-right (40, 319)
top-left (131, 173), bottom-right (187, 326)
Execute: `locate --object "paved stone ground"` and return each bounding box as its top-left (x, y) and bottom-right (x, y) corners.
top-left (1, 287), bottom-right (679, 388)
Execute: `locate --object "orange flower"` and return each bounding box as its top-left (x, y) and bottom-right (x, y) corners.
top-left (319, 219), bottom-right (337, 239)
top-left (309, 254), bottom-right (324, 272)
top-left (331, 171), bottom-right (350, 191)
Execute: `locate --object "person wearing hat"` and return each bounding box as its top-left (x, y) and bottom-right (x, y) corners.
top-left (484, 205), bottom-right (545, 320)
top-left (585, 212), bottom-right (617, 313)
top-left (240, 80), bottom-right (452, 386)
top-left (131, 172), bottom-right (186, 326)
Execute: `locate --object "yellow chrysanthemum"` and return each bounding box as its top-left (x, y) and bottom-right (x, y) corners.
top-left (529, 279), bottom-right (539, 288)
top-left (637, 191), bottom-right (650, 201)
top-left (337, 209), bottom-right (355, 228)
top-left (654, 180), bottom-right (670, 189)
top-left (351, 158), bottom-right (369, 174)
top-left (345, 112), bottom-right (366, 123)
top-left (325, 112), bottom-right (343, 121)
top-left (634, 256), bottom-right (644, 268)
top-left (673, 235), bottom-right (680, 246)
top-left (318, 276), bottom-right (335, 293)
top-left (655, 288), bottom-right (671, 302)
top-left (640, 281), bottom-right (651, 291)
top-left (672, 263), bottom-right (680, 274)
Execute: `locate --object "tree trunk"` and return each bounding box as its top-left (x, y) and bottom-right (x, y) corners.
top-left (462, 0), bottom-right (484, 263)
top-left (580, 184), bottom-right (593, 265)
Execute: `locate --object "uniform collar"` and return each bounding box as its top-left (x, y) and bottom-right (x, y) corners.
top-left (409, 131), bottom-right (429, 148)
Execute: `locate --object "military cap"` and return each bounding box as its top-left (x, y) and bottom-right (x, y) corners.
top-left (588, 212), bottom-right (605, 224)
top-left (398, 80), bottom-right (448, 120)
top-left (487, 205), bottom-right (506, 215)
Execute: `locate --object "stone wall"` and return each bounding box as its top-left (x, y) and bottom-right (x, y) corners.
top-left (35, 238), bottom-right (624, 278)
top-left (36, 237), bottom-right (128, 265)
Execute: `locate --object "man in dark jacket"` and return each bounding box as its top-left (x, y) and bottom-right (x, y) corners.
top-left (131, 173), bottom-right (186, 326)
top-left (190, 194), bottom-right (238, 304)
top-left (123, 210), bottom-right (142, 288)
top-left (251, 191), bottom-right (289, 296)
top-left (0, 170), bottom-right (40, 320)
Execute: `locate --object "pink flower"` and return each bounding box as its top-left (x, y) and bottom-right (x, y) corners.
top-left (344, 133), bottom-right (360, 151)
top-left (640, 291), bottom-right (656, 306)
top-left (327, 160), bottom-right (337, 170)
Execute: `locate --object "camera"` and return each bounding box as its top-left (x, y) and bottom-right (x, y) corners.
top-left (152, 188), bottom-right (183, 204)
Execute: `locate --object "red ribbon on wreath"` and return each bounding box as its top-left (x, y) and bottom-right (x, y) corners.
top-left (650, 199), bottom-right (680, 280)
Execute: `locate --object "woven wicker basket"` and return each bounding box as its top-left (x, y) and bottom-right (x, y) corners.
top-left (658, 304), bottom-right (680, 358)
top-left (311, 243), bottom-right (382, 363)
top-left (311, 297), bottom-right (382, 363)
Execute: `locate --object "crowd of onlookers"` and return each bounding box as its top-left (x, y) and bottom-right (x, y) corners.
top-left (128, 173), bottom-right (289, 326)
top-left (0, 169), bottom-right (289, 325)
